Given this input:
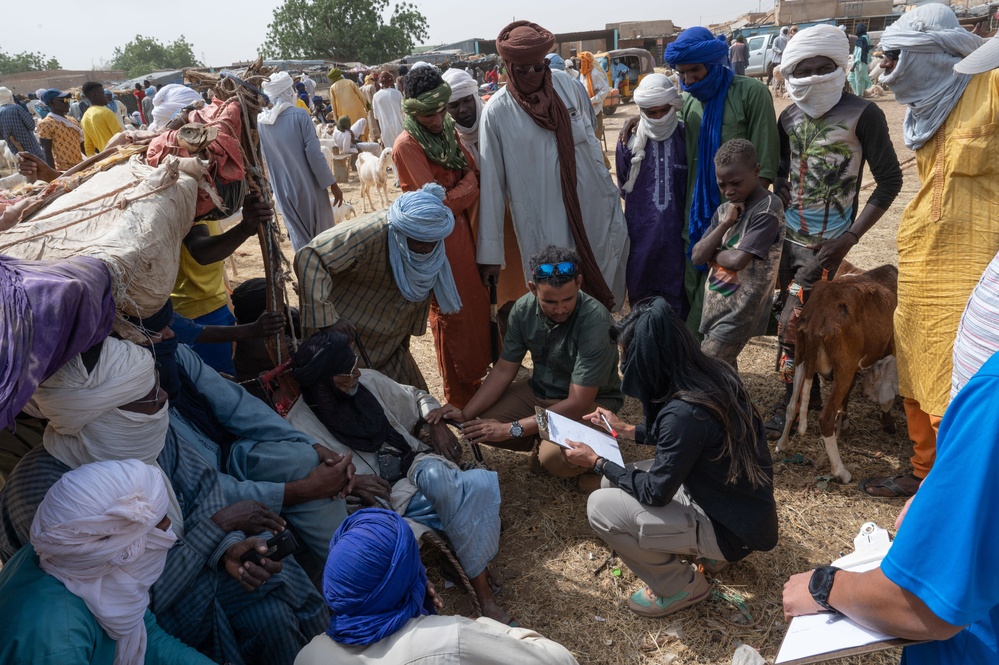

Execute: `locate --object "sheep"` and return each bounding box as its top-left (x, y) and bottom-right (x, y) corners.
top-left (357, 147), bottom-right (392, 213)
top-left (331, 200), bottom-right (356, 225)
top-left (320, 145), bottom-right (336, 175)
top-left (0, 172), bottom-right (28, 193)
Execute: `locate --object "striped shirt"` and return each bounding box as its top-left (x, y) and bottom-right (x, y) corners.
top-left (295, 214), bottom-right (431, 389)
top-left (952, 252), bottom-right (999, 399)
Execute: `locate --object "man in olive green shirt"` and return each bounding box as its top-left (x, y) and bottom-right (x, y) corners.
top-left (428, 246), bottom-right (622, 482)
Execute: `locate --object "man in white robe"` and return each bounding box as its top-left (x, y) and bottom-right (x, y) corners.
top-left (372, 71), bottom-right (405, 150)
top-left (477, 21), bottom-right (629, 311)
top-left (258, 71), bottom-right (344, 252)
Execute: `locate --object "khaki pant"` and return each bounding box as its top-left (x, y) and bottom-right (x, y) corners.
top-left (478, 380), bottom-right (594, 478)
top-left (587, 461), bottom-right (726, 596)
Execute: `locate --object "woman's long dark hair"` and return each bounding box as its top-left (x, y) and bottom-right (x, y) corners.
top-left (614, 298), bottom-right (770, 488)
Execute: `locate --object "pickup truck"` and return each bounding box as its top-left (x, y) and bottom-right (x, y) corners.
top-left (744, 32), bottom-right (779, 80)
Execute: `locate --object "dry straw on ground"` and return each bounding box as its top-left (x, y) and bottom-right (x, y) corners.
top-left (229, 96), bottom-right (919, 664)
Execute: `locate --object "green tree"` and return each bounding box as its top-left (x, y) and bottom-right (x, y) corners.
top-left (787, 117), bottom-right (851, 234)
top-left (109, 35), bottom-right (203, 79)
top-left (802, 155), bottom-right (858, 237)
top-left (262, 0), bottom-right (429, 65)
top-left (0, 50), bottom-right (60, 75)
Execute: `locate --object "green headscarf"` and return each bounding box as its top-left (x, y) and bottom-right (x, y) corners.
top-left (329, 68), bottom-right (343, 82)
top-left (401, 82), bottom-right (467, 171)
top-left (336, 115), bottom-right (351, 131)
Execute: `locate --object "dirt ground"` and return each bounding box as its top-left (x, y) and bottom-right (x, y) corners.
top-left (228, 91), bottom-right (918, 665)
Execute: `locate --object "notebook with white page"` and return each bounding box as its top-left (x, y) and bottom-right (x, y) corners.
top-left (775, 523), bottom-right (922, 664)
top-left (537, 408), bottom-right (624, 467)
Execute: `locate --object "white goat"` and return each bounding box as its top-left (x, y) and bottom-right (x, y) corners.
top-left (357, 147), bottom-right (392, 213)
top-left (331, 200), bottom-right (356, 224)
top-left (320, 145), bottom-right (336, 175)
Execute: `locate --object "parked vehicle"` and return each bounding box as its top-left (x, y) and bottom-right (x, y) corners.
top-left (594, 48), bottom-right (657, 114)
top-left (744, 31), bottom-right (779, 80)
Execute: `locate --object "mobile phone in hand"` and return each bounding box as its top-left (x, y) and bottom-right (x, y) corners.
top-left (240, 530), bottom-right (302, 566)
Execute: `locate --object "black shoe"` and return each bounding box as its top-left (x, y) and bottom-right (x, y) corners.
top-left (764, 401), bottom-right (789, 440)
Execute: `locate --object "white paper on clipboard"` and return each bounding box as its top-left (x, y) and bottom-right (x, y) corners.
top-left (542, 409), bottom-right (624, 466)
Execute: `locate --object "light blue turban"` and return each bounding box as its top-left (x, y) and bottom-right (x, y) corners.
top-left (323, 508), bottom-right (431, 645)
top-left (387, 183), bottom-right (461, 314)
top-left (545, 53), bottom-right (566, 70)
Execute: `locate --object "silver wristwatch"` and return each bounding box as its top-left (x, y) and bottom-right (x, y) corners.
top-left (509, 421), bottom-right (524, 438)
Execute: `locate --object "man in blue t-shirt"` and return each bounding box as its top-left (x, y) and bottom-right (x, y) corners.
top-left (782, 351), bottom-right (999, 663)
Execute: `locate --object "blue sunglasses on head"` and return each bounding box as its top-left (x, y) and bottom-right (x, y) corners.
top-left (532, 262), bottom-right (577, 281)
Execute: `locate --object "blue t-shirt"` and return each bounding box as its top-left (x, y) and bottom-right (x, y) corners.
top-left (881, 353), bottom-right (999, 664)
top-left (170, 313), bottom-right (205, 345)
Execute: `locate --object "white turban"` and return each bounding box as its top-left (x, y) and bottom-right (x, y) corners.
top-left (780, 25), bottom-right (850, 118)
top-left (32, 337), bottom-right (184, 536)
top-left (622, 74), bottom-right (682, 194)
top-left (410, 61), bottom-right (433, 71)
top-left (780, 24), bottom-right (850, 75)
top-left (441, 68), bottom-right (483, 164)
top-left (441, 68), bottom-right (477, 100)
top-left (632, 73), bottom-right (682, 110)
top-left (0, 87), bottom-right (13, 106)
top-left (880, 3), bottom-right (984, 148)
top-left (35, 88), bottom-right (47, 100)
top-left (31, 459), bottom-right (177, 665)
top-left (259, 71), bottom-right (298, 125)
top-left (150, 84), bottom-right (204, 131)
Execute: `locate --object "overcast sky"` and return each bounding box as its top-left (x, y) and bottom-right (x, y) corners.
top-left (5, 0), bottom-right (770, 70)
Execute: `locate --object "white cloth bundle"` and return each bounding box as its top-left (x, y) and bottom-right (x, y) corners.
top-left (880, 3), bottom-right (984, 148)
top-left (30, 459), bottom-right (177, 665)
top-left (622, 74), bottom-right (682, 194)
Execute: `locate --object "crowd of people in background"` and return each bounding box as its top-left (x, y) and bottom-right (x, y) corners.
top-left (2, 5), bottom-right (999, 664)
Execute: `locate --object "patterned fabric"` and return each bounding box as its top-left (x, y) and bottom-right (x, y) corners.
top-left (295, 215), bottom-right (431, 390)
top-left (0, 440), bottom-right (326, 665)
top-left (37, 114), bottom-right (84, 170)
top-left (699, 193), bottom-right (784, 345)
top-left (616, 129), bottom-right (688, 312)
top-left (895, 70), bottom-right (999, 416)
top-left (0, 103), bottom-right (44, 158)
top-left (952, 251), bottom-right (999, 399)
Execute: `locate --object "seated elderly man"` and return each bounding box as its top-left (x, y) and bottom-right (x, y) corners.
top-left (295, 509), bottom-right (579, 664)
top-left (0, 337), bottom-right (327, 664)
top-left (285, 330), bottom-right (509, 624)
top-left (0, 459), bottom-right (214, 664)
top-left (296, 184), bottom-right (459, 390)
top-left (124, 301), bottom-right (354, 576)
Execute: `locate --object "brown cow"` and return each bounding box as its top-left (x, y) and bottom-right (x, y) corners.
top-left (775, 263), bottom-right (898, 483)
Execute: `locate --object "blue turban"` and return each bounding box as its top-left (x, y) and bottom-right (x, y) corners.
top-left (545, 53), bottom-right (565, 71)
top-left (387, 183), bottom-right (461, 314)
top-left (324, 508), bottom-right (432, 645)
top-left (664, 27), bottom-right (735, 271)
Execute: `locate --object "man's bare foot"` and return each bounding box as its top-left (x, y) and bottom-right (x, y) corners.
top-left (480, 597), bottom-right (514, 625)
top-left (471, 568), bottom-right (515, 625)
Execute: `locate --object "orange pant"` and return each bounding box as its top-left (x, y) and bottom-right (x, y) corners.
top-left (903, 397), bottom-right (941, 479)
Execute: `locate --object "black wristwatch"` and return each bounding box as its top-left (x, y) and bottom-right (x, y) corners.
top-left (509, 421), bottom-right (524, 438)
top-left (809, 566), bottom-right (841, 614)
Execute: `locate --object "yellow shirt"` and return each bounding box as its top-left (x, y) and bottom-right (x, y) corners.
top-left (296, 98), bottom-right (309, 110)
top-left (329, 79), bottom-right (369, 137)
top-left (895, 70), bottom-right (999, 416)
top-left (80, 105), bottom-right (123, 155)
top-left (170, 220), bottom-right (229, 319)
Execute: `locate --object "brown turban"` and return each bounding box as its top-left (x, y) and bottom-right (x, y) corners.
top-left (496, 21), bottom-right (555, 65)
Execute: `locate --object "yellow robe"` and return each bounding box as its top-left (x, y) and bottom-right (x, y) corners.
top-left (895, 70), bottom-right (999, 416)
top-left (328, 79), bottom-right (369, 140)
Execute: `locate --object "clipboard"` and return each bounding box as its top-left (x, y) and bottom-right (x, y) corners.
top-left (775, 523), bottom-right (925, 664)
top-left (535, 407), bottom-right (624, 466)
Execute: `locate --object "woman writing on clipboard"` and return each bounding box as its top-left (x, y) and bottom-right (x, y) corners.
top-left (564, 298), bottom-right (778, 617)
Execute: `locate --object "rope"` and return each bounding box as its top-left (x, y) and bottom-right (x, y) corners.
top-left (0, 179), bottom-right (176, 252)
